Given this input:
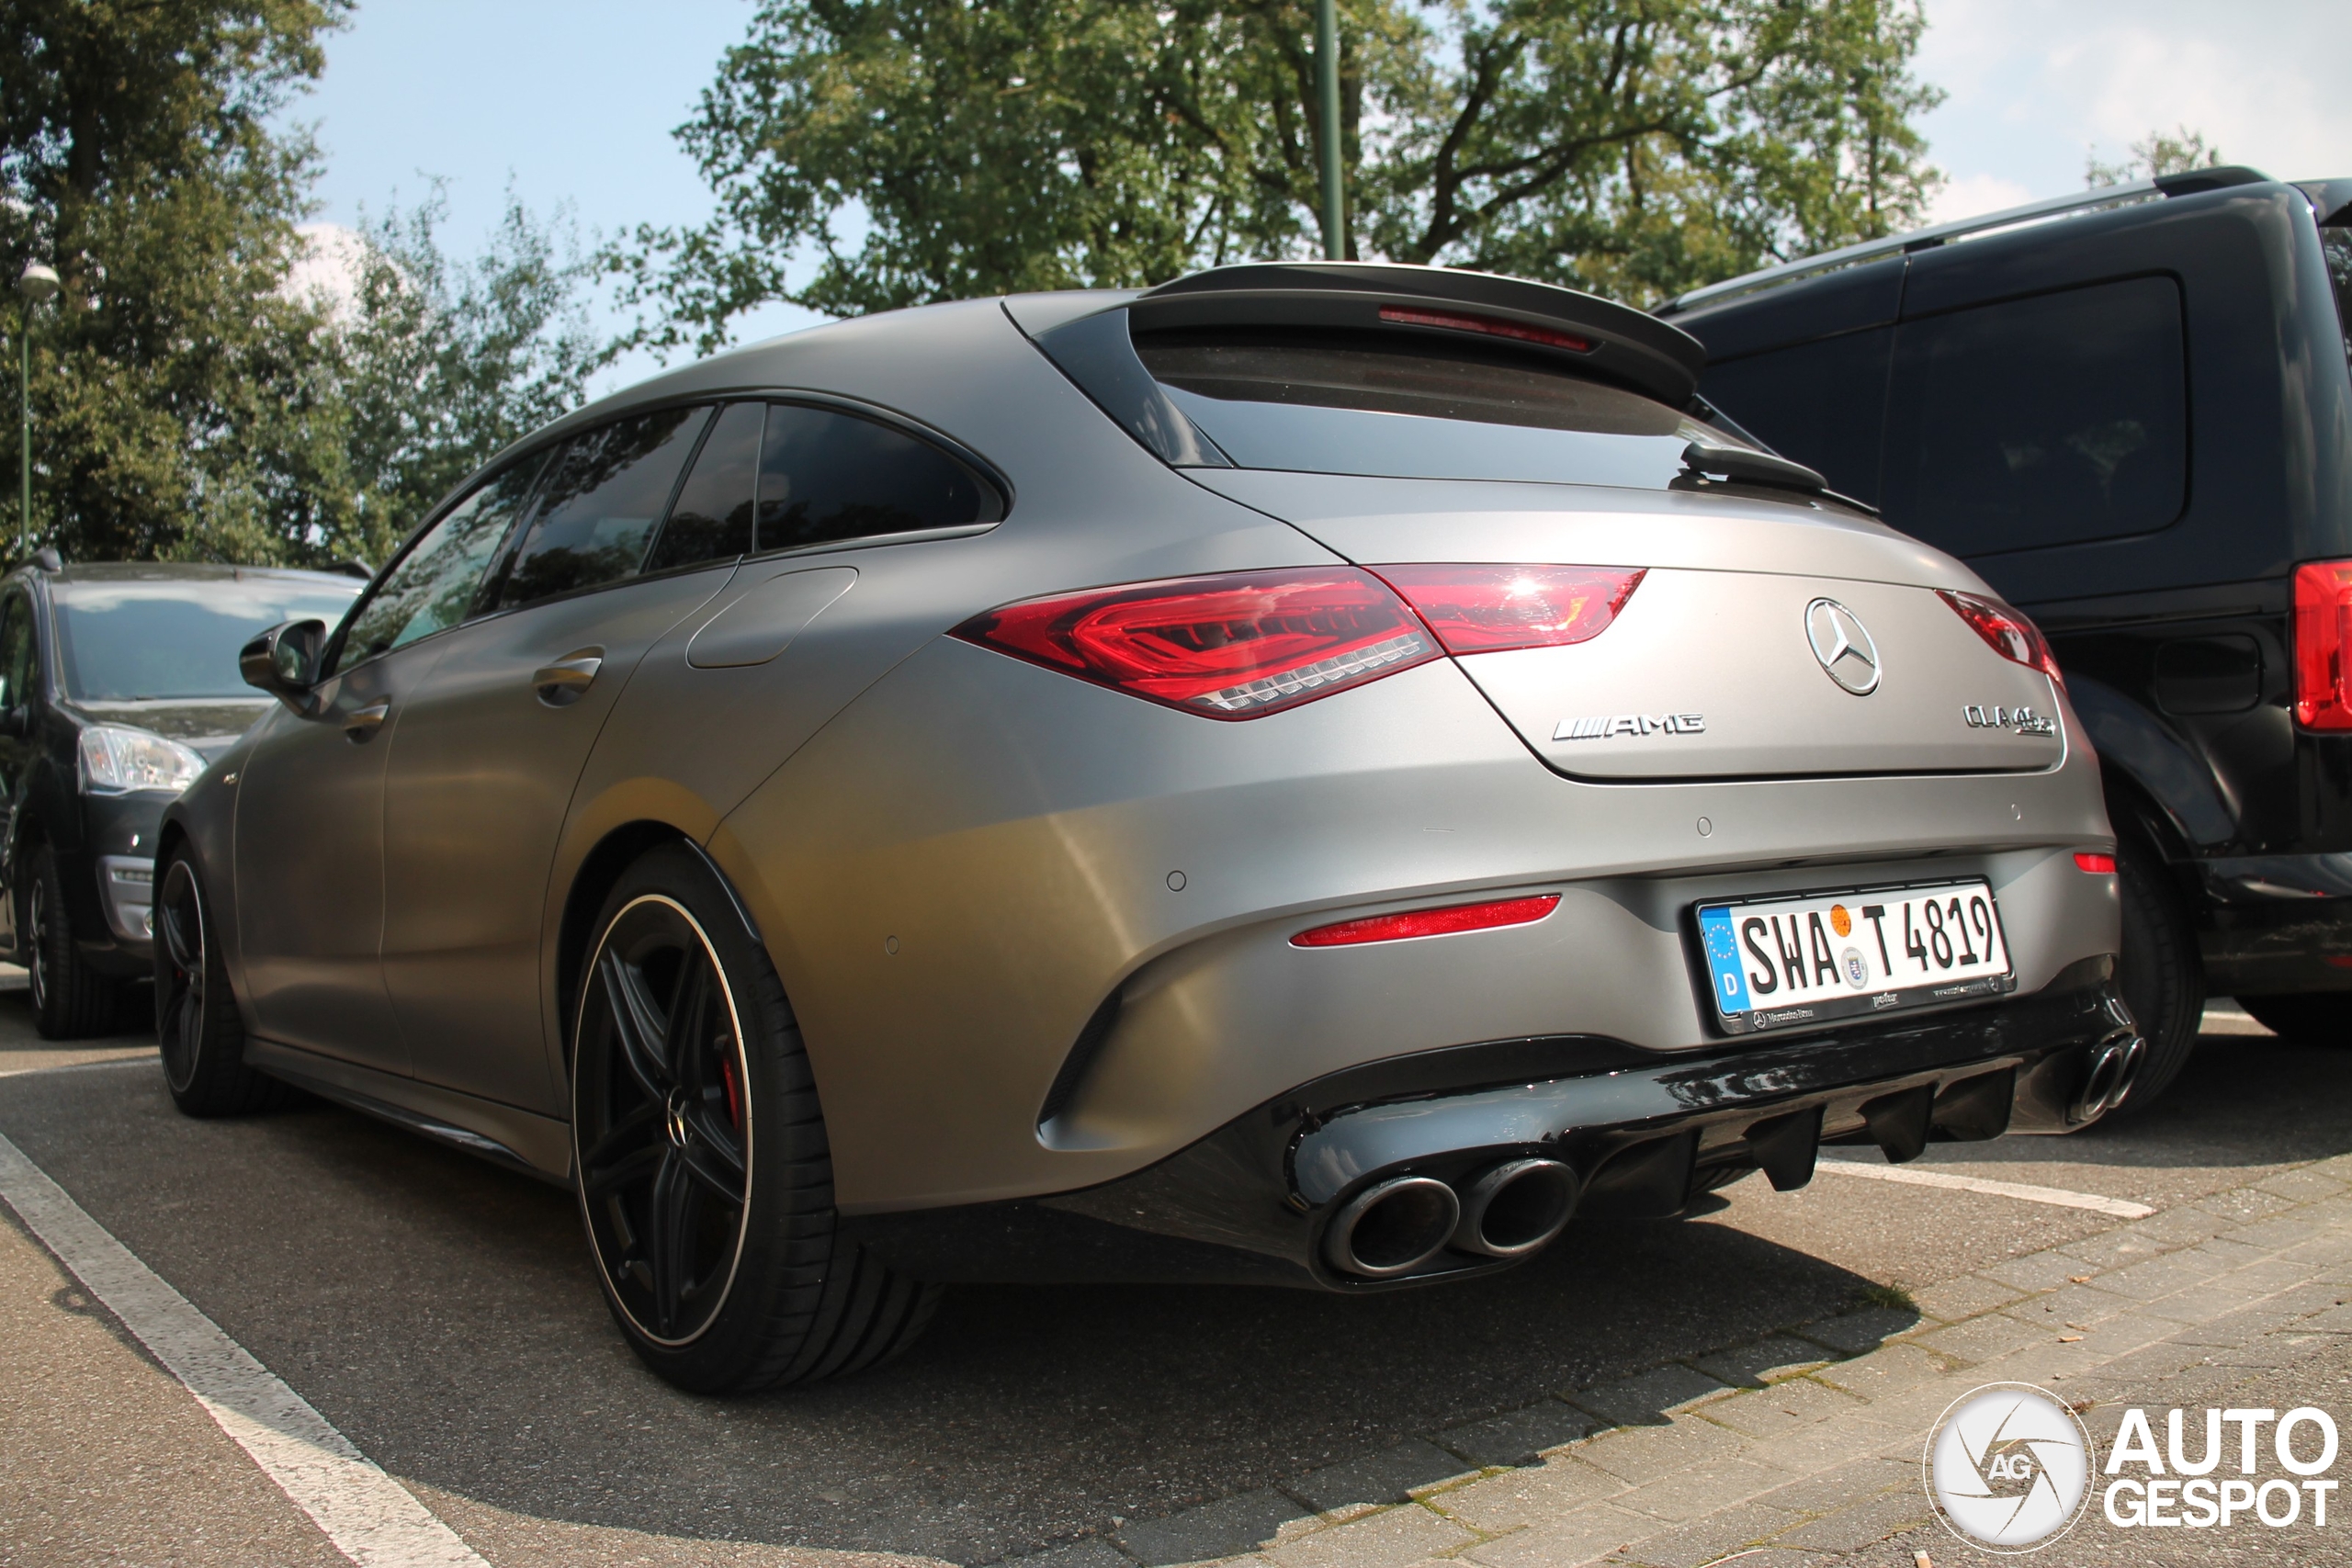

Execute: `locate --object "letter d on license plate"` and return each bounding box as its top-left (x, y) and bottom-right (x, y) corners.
top-left (1695, 880), bottom-right (2016, 1034)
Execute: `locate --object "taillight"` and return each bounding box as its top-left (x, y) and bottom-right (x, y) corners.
top-left (953, 568), bottom-right (1438, 717)
top-left (1291, 894), bottom-right (1561, 948)
top-left (1374, 565), bottom-right (1645, 654)
top-left (2074, 852), bottom-right (2116, 874)
top-left (2293, 560), bottom-right (2352, 729)
top-left (1940, 590), bottom-right (2064, 690)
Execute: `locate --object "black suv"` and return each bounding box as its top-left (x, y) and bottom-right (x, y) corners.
top-left (1661, 167), bottom-right (2352, 1108)
top-left (0, 558), bottom-right (360, 1037)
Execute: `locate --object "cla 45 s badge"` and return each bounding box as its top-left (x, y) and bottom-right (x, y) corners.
top-left (1964, 704), bottom-right (2057, 737)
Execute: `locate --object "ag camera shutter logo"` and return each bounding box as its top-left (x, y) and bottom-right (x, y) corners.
top-left (1924, 1382), bottom-right (2094, 1551)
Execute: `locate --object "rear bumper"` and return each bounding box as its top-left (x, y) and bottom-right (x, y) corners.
top-left (852, 958), bottom-right (2134, 1291)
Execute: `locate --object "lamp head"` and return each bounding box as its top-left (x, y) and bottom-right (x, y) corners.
top-left (16, 262), bottom-right (60, 304)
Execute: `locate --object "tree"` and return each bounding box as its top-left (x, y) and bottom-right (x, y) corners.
top-left (2085, 126), bottom-right (2222, 189)
top-left (0, 0), bottom-right (357, 565)
top-left (616, 0), bottom-right (1942, 351)
top-left (328, 186), bottom-right (604, 563)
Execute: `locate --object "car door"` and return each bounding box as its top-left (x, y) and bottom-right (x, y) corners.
top-left (233, 457), bottom-right (546, 1071)
top-left (379, 405), bottom-right (732, 1111)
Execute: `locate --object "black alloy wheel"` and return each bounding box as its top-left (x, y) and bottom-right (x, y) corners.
top-left (23, 841), bottom-right (123, 1040)
top-left (153, 849), bottom-right (283, 1116)
top-left (571, 842), bottom-right (937, 1393)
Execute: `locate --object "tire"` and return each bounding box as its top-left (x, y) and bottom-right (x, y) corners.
top-left (2104, 833), bottom-right (2205, 1116)
top-left (571, 841), bottom-right (938, 1393)
top-left (22, 841), bottom-right (125, 1040)
top-left (2236, 992), bottom-right (2349, 1045)
top-left (153, 848), bottom-right (287, 1116)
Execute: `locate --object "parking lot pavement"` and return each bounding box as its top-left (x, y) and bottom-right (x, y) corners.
top-left (2, 998), bottom-right (2349, 1567)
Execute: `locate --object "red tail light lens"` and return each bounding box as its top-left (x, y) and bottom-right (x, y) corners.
top-left (2074, 852), bottom-right (2116, 874)
top-left (1939, 590), bottom-right (2064, 690)
top-left (954, 568), bottom-right (1437, 718)
top-left (2294, 560), bottom-right (2352, 729)
top-left (1292, 894), bottom-right (1561, 948)
top-left (1374, 565), bottom-right (1645, 654)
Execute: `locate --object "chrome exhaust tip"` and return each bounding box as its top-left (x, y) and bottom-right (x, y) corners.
top-left (1450, 1158), bottom-right (1578, 1258)
top-left (1324, 1176), bottom-right (1461, 1279)
top-left (2072, 1033), bottom-right (2141, 1122)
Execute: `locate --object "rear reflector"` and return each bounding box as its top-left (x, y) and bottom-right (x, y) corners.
top-left (1940, 590), bottom-right (2065, 690)
top-left (2293, 559), bottom-right (2352, 729)
top-left (1292, 894), bottom-right (1561, 948)
top-left (1375, 565), bottom-right (1645, 654)
top-left (1377, 305), bottom-right (1590, 354)
top-left (953, 568), bottom-right (1436, 718)
top-left (2074, 852), bottom-right (2116, 874)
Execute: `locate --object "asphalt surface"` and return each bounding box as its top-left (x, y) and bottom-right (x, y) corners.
top-left (2, 996), bottom-right (2347, 1566)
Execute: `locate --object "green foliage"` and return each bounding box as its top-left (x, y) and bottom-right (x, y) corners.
top-left (2085, 126), bottom-right (2222, 189)
top-left (2, 2), bottom-right (602, 568)
top-left (331, 186), bottom-right (604, 564)
top-left (617, 0), bottom-right (1944, 349)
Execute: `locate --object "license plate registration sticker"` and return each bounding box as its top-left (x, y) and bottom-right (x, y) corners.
top-left (1695, 881), bottom-right (2015, 1034)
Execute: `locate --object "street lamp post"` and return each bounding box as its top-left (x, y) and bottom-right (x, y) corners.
top-left (17, 261), bottom-right (59, 560)
top-left (1316, 0), bottom-right (1343, 260)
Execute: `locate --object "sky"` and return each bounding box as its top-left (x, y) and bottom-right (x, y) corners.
top-left (278, 0), bottom-right (2352, 397)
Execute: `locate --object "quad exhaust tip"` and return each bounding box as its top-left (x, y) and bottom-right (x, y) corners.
top-left (1326, 1159), bottom-right (1581, 1278)
top-left (1452, 1158), bottom-right (1578, 1258)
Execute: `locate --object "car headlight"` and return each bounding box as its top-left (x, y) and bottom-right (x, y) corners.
top-left (79, 726), bottom-right (206, 795)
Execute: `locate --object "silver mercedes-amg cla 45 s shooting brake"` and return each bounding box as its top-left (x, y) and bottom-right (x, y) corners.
top-left (155, 262), bottom-right (2142, 1392)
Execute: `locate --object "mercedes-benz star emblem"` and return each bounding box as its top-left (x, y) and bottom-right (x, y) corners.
top-left (1804, 597), bottom-right (1882, 695)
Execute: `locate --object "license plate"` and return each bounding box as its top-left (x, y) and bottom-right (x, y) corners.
top-left (1695, 880), bottom-right (2015, 1034)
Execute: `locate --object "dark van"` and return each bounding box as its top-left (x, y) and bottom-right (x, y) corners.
top-left (1661, 168), bottom-right (2352, 1109)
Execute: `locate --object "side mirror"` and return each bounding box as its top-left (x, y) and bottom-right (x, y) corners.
top-left (240, 619), bottom-right (327, 714)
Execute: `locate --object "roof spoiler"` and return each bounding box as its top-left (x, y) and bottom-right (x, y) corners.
top-left (1659, 165), bottom-right (2276, 317)
top-left (1126, 262), bottom-right (1704, 409)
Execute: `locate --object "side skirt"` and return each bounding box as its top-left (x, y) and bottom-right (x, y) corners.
top-left (243, 1038), bottom-right (572, 1185)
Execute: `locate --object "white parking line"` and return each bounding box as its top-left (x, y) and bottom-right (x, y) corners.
top-left (0, 1052), bottom-right (157, 1079)
top-left (0, 1131), bottom-right (487, 1567)
top-left (1814, 1156), bottom-right (2156, 1219)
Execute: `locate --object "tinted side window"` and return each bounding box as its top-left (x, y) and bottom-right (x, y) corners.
top-left (1882, 276), bottom-right (2187, 556)
top-left (1698, 329), bottom-right (1892, 505)
top-left (338, 458), bottom-right (546, 671)
top-left (2324, 224), bottom-right (2352, 373)
top-left (756, 404), bottom-right (999, 554)
top-left (495, 407), bottom-right (709, 610)
top-left (0, 594), bottom-right (33, 712)
top-left (649, 401), bottom-right (762, 572)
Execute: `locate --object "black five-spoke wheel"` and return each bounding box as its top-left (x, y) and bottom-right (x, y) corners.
top-left (575, 894), bottom-right (752, 1346)
top-left (152, 846), bottom-right (280, 1116)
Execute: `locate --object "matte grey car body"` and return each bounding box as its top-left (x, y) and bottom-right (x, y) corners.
top-left (159, 263), bottom-right (2137, 1389)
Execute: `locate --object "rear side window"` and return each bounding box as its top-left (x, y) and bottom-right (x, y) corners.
top-left (1881, 276), bottom-right (2188, 556)
top-left (2324, 224), bottom-right (2352, 372)
top-left (494, 407), bottom-right (710, 610)
top-left (1130, 333), bottom-right (1724, 490)
top-left (339, 458), bottom-right (545, 670)
top-left (754, 403), bottom-right (1000, 553)
top-left (1698, 329), bottom-right (1893, 505)
top-left (649, 400), bottom-right (763, 572)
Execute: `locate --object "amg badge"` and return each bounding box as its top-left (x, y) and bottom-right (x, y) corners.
top-left (1963, 704), bottom-right (2056, 737)
top-left (1555, 713), bottom-right (1706, 741)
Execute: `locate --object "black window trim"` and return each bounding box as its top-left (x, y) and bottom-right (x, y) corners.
top-left (327, 388), bottom-right (1012, 675)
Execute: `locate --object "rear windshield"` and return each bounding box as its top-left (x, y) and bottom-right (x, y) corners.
top-left (1135, 331), bottom-right (1729, 488)
top-left (54, 580), bottom-right (361, 701)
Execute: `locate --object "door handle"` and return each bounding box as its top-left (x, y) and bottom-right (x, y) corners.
top-left (532, 649), bottom-right (605, 707)
top-left (344, 698), bottom-right (390, 742)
